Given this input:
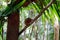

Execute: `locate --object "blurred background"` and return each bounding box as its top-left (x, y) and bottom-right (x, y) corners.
top-left (0, 0), bottom-right (60, 40)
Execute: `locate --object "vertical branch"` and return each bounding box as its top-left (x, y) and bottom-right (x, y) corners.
top-left (54, 20), bottom-right (59, 40)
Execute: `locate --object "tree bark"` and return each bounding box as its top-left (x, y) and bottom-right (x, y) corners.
top-left (6, 10), bottom-right (19, 40)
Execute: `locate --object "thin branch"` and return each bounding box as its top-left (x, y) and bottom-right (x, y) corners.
top-left (18, 0), bottom-right (54, 36)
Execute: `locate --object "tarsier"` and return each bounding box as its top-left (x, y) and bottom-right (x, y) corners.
top-left (24, 18), bottom-right (33, 26)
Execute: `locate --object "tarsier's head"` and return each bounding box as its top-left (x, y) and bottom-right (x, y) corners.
top-left (24, 18), bottom-right (33, 26)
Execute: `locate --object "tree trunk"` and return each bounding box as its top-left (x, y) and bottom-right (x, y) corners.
top-left (54, 20), bottom-right (59, 40)
top-left (6, 10), bottom-right (19, 40)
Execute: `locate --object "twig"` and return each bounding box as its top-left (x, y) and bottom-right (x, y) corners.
top-left (18, 0), bottom-right (54, 36)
